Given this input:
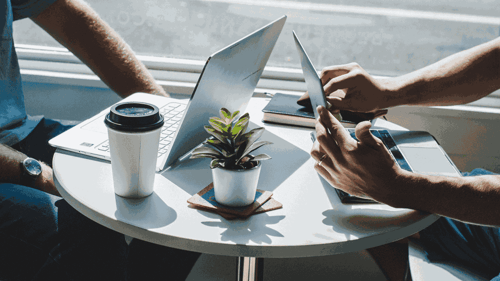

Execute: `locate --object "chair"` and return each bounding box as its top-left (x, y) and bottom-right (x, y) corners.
top-left (408, 240), bottom-right (489, 281)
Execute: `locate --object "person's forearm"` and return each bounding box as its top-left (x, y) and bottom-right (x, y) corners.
top-left (389, 171), bottom-right (500, 226)
top-left (32, 0), bottom-right (168, 98)
top-left (385, 37), bottom-right (500, 107)
top-left (0, 144), bottom-right (26, 185)
top-left (0, 144), bottom-right (59, 196)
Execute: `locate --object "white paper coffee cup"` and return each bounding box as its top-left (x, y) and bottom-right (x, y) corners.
top-left (104, 102), bottom-right (164, 198)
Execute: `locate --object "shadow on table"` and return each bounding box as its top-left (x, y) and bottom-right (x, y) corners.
top-left (322, 208), bottom-right (424, 236)
top-left (198, 211), bottom-right (285, 244)
top-left (114, 192), bottom-right (177, 229)
top-left (318, 176), bottom-right (424, 239)
top-left (161, 126), bottom-right (310, 195)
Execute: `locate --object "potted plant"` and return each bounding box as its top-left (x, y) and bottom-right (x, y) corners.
top-left (190, 108), bottom-right (272, 207)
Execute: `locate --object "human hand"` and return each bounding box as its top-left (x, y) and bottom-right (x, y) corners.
top-left (34, 163), bottom-right (61, 197)
top-left (310, 106), bottom-right (402, 204)
top-left (320, 63), bottom-right (392, 113)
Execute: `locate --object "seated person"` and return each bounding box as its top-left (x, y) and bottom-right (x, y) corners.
top-left (0, 0), bottom-right (199, 280)
top-left (310, 36), bottom-right (500, 280)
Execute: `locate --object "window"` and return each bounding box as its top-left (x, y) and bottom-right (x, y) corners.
top-left (13, 0), bottom-right (500, 105)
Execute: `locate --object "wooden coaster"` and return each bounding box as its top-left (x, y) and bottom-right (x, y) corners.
top-left (189, 198), bottom-right (283, 220)
top-left (187, 183), bottom-right (274, 218)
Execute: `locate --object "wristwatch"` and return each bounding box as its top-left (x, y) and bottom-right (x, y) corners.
top-left (20, 157), bottom-right (43, 186)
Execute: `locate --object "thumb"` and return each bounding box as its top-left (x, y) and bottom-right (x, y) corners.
top-left (354, 121), bottom-right (379, 149)
top-left (326, 96), bottom-right (345, 110)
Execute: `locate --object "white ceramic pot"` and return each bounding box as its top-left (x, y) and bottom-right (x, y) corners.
top-left (212, 161), bottom-right (262, 207)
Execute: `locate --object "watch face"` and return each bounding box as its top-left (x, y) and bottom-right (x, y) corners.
top-left (24, 158), bottom-right (42, 177)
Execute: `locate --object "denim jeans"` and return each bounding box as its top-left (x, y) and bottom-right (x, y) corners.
top-left (413, 168), bottom-right (500, 280)
top-left (1, 118), bottom-right (200, 280)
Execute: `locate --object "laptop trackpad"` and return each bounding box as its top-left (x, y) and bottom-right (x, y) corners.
top-left (399, 147), bottom-right (460, 177)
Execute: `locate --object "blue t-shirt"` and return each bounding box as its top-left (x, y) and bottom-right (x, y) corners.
top-left (0, 0), bottom-right (57, 145)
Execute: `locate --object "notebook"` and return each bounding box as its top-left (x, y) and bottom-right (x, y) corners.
top-left (49, 15), bottom-right (287, 172)
top-left (295, 32), bottom-right (462, 204)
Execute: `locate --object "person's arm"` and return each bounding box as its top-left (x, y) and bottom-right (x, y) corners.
top-left (321, 37), bottom-right (500, 112)
top-left (0, 144), bottom-right (60, 196)
top-left (311, 106), bottom-right (500, 226)
top-left (31, 0), bottom-right (168, 98)
top-left (394, 166), bottom-right (500, 226)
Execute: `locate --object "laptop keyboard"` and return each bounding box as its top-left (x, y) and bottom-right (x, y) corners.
top-left (96, 102), bottom-right (187, 158)
top-left (346, 128), bottom-right (412, 172)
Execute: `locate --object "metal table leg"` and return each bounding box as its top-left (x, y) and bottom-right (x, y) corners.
top-left (237, 257), bottom-right (264, 281)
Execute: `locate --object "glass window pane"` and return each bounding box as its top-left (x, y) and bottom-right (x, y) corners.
top-left (13, 0), bottom-right (500, 77)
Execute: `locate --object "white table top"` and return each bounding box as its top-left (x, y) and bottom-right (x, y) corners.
top-left (53, 96), bottom-right (438, 258)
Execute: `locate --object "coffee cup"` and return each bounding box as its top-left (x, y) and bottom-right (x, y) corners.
top-left (104, 102), bottom-right (164, 198)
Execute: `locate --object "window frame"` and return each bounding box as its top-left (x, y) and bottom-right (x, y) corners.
top-left (16, 44), bottom-right (500, 117)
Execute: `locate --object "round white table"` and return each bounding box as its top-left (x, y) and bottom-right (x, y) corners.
top-left (53, 97), bottom-right (439, 281)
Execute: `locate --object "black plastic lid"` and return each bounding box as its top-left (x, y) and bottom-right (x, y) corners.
top-left (104, 102), bottom-right (164, 132)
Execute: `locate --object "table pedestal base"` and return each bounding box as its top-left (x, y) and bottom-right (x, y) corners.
top-left (237, 257), bottom-right (264, 281)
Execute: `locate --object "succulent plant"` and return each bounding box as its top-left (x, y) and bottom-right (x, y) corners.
top-left (190, 108), bottom-right (272, 170)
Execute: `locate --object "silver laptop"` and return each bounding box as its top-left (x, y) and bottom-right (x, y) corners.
top-left (49, 15), bottom-right (287, 172)
top-left (293, 31), bottom-right (461, 178)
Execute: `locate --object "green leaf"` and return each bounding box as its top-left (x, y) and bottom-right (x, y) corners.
top-left (209, 116), bottom-right (225, 123)
top-left (210, 159), bottom-right (224, 169)
top-left (219, 108), bottom-right (232, 124)
top-left (234, 127), bottom-right (264, 160)
top-left (190, 153), bottom-right (218, 159)
top-left (239, 140), bottom-right (273, 162)
top-left (235, 122), bottom-right (249, 142)
top-left (241, 127), bottom-right (265, 148)
top-left (192, 146), bottom-right (221, 155)
top-left (209, 119), bottom-right (227, 133)
top-left (204, 126), bottom-right (229, 145)
top-left (252, 153), bottom-right (272, 161)
top-left (234, 113), bottom-right (249, 128)
top-left (235, 139), bottom-right (247, 147)
top-left (231, 125), bottom-right (244, 138)
top-left (232, 113), bottom-right (249, 139)
top-left (206, 139), bottom-right (237, 159)
top-left (231, 110), bottom-right (240, 120)
top-left (205, 139), bottom-right (228, 153)
top-left (206, 138), bottom-right (222, 145)
top-left (206, 138), bottom-right (224, 149)
top-left (191, 146), bottom-right (223, 158)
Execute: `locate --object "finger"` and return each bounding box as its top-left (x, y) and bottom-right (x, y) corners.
top-left (317, 106), bottom-right (353, 149)
top-left (315, 121), bottom-right (341, 160)
top-left (320, 63), bottom-right (359, 85)
top-left (327, 104), bottom-right (341, 115)
top-left (326, 89), bottom-right (346, 99)
top-left (354, 121), bottom-right (380, 149)
top-left (311, 141), bottom-right (338, 175)
top-left (326, 96), bottom-right (351, 111)
top-left (314, 159), bottom-right (338, 185)
top-left (310, 140), bottom-right (326, 161)
top-left (316, 152), bottom-right (339, 174)
top-left (323, 70), bottom-right (361, 96)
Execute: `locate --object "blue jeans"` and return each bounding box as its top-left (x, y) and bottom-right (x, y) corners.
top-left (413, 168), bottom-right (500, 280)
top-left (1, 118), bottom-right (200, 280)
